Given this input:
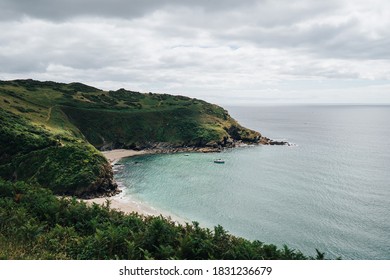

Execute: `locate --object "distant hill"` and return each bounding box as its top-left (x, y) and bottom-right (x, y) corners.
top-left (0, 79), bottom-right (265, 197)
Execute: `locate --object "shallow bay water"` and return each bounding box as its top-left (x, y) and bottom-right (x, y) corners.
top-left (115, 105), bottom-right (390, 259)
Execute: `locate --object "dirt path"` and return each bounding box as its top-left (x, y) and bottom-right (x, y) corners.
top-left (46, 106), bottom-right (53, 122)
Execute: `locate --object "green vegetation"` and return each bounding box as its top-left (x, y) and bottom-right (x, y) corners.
top-left (0, 79), bottom-right (261, 196)
top-left (0, 108), bottom-right (115, 197)
top-left (0, 79), bottom-right (323, 260)
top-left (0, 79), bottom-right (261, 150)
top-left (0, 180), bottom-right (325, 260)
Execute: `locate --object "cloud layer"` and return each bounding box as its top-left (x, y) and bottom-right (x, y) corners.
top-left (1, 0), bottom-right (390, 104)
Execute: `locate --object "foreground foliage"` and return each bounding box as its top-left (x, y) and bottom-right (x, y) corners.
top-left (0, 180), bottom-right (325, 260)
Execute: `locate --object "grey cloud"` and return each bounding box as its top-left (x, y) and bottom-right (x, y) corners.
top-left (4, 0), bottom-right (386, 62)
top-left (126, 0), bottom-right (390, 62)
top-left (0, 54), bottom-right (48, 73)
top-left (250, 0), bottom-right (339, 28)
top-left (0, 0), bottom-right (259, 21)
top-left (218, 15), bottom-right (390, 61)
top-left (281, 62), bottom-right (362, 80)
top-left (320, 34), bottom-right (390, 60)
top-left (0, 0), bottom-right (162, 21)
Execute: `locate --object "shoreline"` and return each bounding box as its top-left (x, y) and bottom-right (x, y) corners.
top-left (83, 193), bottom-right (187, 224)
top-left (102, 149), bottom-right (146, 164)
top-left (85, 139), bottom-right (290, 222)
top-left (84, 149), bottom-right (188, 223)
top-left (102, 146), bottom-right (222, 164)
top-left (86, 141), bottom-right (290, 219)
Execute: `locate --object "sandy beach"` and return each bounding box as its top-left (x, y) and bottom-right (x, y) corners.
top-left (84, 149), bottom-right (186, 223)
top-left (102, 149), bottom-right (146, 164)
top-left (84, 195), bottom-right (185, 223)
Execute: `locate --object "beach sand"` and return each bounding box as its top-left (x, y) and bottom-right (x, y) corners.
top-left (84, 194), bottom-right (186, 223)
top-left (102, 149), bottom-right (145, 164)
top-left (84, 149), bottom-right (186, 223)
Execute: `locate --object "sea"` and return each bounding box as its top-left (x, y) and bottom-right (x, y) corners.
top-left (114, 105), bottom-right (390, 260)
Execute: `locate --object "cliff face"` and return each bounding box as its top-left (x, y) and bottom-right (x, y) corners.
top-left (0, 79), bottom-right (267, 197)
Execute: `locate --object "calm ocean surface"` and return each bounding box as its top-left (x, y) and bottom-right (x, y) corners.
top-left (115, 105), bottom-right (390, 259)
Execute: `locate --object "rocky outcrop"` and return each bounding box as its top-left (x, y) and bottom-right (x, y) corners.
top-left (259, 137), bottom-right (290, 146)
top-left (77, 162), bottom-right (120, 199)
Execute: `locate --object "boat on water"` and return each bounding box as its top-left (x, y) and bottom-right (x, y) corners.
top-left (214, 159), bottom-right (225, 164)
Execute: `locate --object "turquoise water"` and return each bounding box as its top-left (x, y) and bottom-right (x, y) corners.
top-left (115, 105), bottom-right (390, 259)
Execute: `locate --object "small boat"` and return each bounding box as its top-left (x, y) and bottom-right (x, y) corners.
top-left (214, 159), bottom-right (225, 164)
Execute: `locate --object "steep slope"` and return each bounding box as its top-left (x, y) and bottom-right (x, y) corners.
top-left (0, 79), bottom-right (265, 196)
top-left (0, 109), bottom-right (116, 197)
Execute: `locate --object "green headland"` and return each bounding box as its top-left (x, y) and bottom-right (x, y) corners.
top-left (0, 79), bottom-right (318, 260)
top-left (0, 79), bottom-right (270, 197)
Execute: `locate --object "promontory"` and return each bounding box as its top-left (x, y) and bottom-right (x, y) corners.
top-left (0, 79), bottom-right (279, 197)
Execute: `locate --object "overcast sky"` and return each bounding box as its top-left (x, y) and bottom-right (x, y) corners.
top-left (1, 0), bottom-right (390, 104)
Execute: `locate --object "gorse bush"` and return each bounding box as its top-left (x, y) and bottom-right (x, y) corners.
top-left (0, 180), bottom-right (324, 260)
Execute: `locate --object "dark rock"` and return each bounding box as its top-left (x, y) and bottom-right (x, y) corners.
top-left (268, 140), bottom-right (289, 145)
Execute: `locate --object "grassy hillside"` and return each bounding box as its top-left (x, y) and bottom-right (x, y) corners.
top-left (0, 79), bottom-right (262, 196)
top-left (0, 79), bottom-right (261, 149)
top-left (0, 109), bottom-right (116, 197)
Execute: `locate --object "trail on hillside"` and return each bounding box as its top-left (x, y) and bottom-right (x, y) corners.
top-left (46, 106), bottom-right (53, 122)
